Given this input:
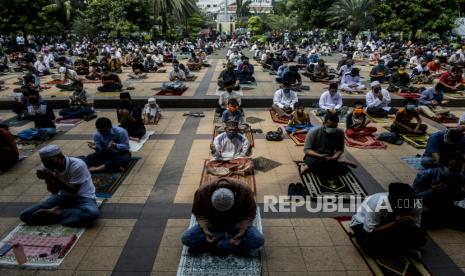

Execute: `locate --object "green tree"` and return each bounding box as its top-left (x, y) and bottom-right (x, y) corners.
top-left (328, 0), bottom-right (375, 37)
top-left (150, 0), bottom-right (198, 34)
top-left (236, 0), bottom-right (252, 18)
top-left (247, 16), bottom-right (263, 35)
top-left (374, 0), bottom-right (460, 40)
top-left (295, 0), bottom-right (334, 29)
top-left (265, 14), bottom-right (298, 32)
top-left (42, 0), bottom-right (87, 30)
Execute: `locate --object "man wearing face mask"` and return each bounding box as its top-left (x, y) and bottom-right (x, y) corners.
top-left (212, 121), bottom-right (250, 161)
top-left (391, 99), bottom-right (427, 135)
top-left (217, 82), bottom-right (242, 114)
top-left (236, 57), bottom-right (255, 84)
top-left (370, 59), bottom-right (390, 83)
top-left (117, 92), bottom-right (146, 142)
top-left (303, 113), bottom-right (354, 177)
top-left (388, 63), bottom-right (416, 93)
top-left (345, 102), bottom-right (377, 138)
top-left (439, 66), bottom-right (464, 93)
top-left (16, 94), bottom-right (56, 141)
top-left (143, 97), bottom-right (161, 124)
top-left (19, 144), bottom-right (99, 226)
top-left (366, 81), bottom-right (397, 118)
top-left (169, 60), bottom-right (186, 82)
top-left (448, 50), bottom-right (465, 66)
top-left (272, 82), bottom-right (299, 118)
top-left (421, 129), bottom-right (465, 168)
top-left (338, 59), bottom-right (354, 77)
top-left (340, 67), bottom-right (366, 93)
top-left (218, 61), bottom-right (239, 90)
top-left (317, 82), bottom-right (348, 116)
top-left (413, 154), bottom-right (465, 231)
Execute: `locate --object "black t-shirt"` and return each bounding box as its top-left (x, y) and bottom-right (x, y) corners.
top-left (219, 69), bottom-right (237, 84)
top-left (283, 71), bottom-right (301, 84)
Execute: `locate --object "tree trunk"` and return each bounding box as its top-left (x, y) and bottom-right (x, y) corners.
top-left (411, 28), bottom-right (417, 42)
top-left (162, 14), bottom-right (168, 35)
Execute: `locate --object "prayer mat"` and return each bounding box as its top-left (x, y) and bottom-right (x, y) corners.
top-left (92, 158), bottom-right (140, 198)
top-left (200, 159), bottom-right (256, 194)
top-left (212, 125), bottom-right (255, 147)
top-left (213, 112), bottom-right (222, 125)
top-left (155, 87), bottom-right (188, 96)
top-left (383, 127), bottom-right (429, 149)
top-left (240, 82), bottom-right (257, 90)
top-left (289, 132), bottom-right (306, 146)
top-left (1, 116), bottom-right (31, 127)
top-left (269, 109), bottom-right (289, 124)
top-left (80, 79), bottom-right (101, 83)
top-left (45, 80), bottom-right (65, 85)
top-left (177, 209), bottom-right (262, 276)
top-left (445, 93), bottom-right (465, 99)
top-left (401, 156), bottom-right (425, 171)
top-left (0, 199), bottom-right (105, 269)
top-left (345, 135), bottom-right (387, 149)
top-left (365, 114), bottom-right (393, 124)
top-left (17, 130), bottom-right (64, 152)
top-left (395, 92), bottom-right (421, 99)
top-left (420, 112), bottom-right (459, 124)
top-left (252, 156), bottom-right (282, 173)
top-left (245, 116), bottom-right (264, 124)
top-left (55, 118), bottom-right (83, 127)
top-left (337, 219), bottom-right (432, 276)
top-left (156, 68), bottom-right (167, 73)
top-left (129, 130), bottom-right (155, 152)
top-left (186, 76), bottom-right (198, 82)
top-left (296, 162), bottom-right (367, 201)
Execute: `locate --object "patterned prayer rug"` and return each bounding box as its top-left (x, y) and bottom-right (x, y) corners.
top-left (401, 156), bottom-right (425, 171)
top-left (345, 135), bottom-right (387, 149)
top-left (296, 162), bottom-right (367, 201)
top-left (92, 158), bottom-right (140, 198)
top-left (245, 117), bottom-right (264, 124)
top-left (155, 87), bottom-right (188, 96)
top-left (200, 160), bottom-right (256, 194)
top-left (212, 125), bottom-right (254, 147)
top-left (383, 126), bottom-right (429, 149)
top-left (176, 210), bottom-right (262, 276)
top-left (288, 133), bottom-right (306, 146)
top-left (365, 114), bottom-right (393, 124)
top-left (252, 156), bottom-right (282, 173)
top-left (420, 112), bottom-right (459, 124)
top-left (337, 218), bottom-right (432, 276)
top-left (1, 116), bottom-right (31, 127)
top-left (0, 199), bottom-right (104, 269)
top-left (269, 109), bottom-right (289, 124)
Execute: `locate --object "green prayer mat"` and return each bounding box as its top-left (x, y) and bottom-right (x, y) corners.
top-left (1, 116), bottom-right (31, 127)
top-left (176, 209), bottom-right (262, 276)
top-left (383, 126), bottom-right (429, 149)
top-left (92, 158), bottom-right (140, 198)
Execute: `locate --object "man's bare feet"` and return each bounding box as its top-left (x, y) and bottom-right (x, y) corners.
top-left (89, 164), bottom-right (105, 172)
top-left (129, 137), bottom-right (140, 142)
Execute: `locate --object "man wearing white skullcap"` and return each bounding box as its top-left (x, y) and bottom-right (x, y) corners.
top-left (366, 81), bottom-right (397, 118)
top-left (181, 177), bottom-right (264, 253)
top-left (20, 144), bottom-right (99, 226)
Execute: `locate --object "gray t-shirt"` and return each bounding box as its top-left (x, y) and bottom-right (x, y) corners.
top-left (57, 157), bottom-right (96, 199)
top-left (303, 126), bottom-right (344, 155)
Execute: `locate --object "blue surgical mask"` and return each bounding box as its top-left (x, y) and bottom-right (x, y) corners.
top-left (406, 104), bottom-right (416, 111)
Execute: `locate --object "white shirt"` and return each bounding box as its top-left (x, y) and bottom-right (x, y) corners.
top-left (213, 132), bottom-right (249, 161)
top-left (56, 157), bottom-right (96, 199)
top-left (34, 60), bottom-right (49, 73)
top-left (319, 91), bottom-right (343, 110)
top-left (143, 103), bottom-right (160, 117)
top-left (219, 90), bottom-right (242, 108)
top-left (351, 192), bottom-right (421, 232)
top-left (459, 112), bottom-right (465, 125)
top-left (366, 89), bottom-right (391, 111)
top-left (273, 89), bottom-right (298, 109)
top-left (341, 73), bottom-right (362, 86)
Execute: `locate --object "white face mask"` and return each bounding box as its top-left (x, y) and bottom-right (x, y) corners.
top-left (324, 126), bottom-right (337, 134)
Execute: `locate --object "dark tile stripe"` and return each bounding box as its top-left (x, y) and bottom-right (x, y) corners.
top-left (194, 60), bottom-right (218, 97)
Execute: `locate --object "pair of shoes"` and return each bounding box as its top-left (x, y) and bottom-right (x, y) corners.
top-left (84, 114), bottom-right (97, 121)
top-left (288, 182), bottom-right (307, 199)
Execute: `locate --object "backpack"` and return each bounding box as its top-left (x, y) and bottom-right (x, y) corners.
top-left (266, 127), bottom-right (284, 141)
top-left (378, 132), bottom-right (404, 145)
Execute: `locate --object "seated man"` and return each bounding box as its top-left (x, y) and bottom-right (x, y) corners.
top-left (56, 66), bottom-right (79, 91)
top-left (414, 154), bottom-right (465, 231)
top-left (74, 59), bottom-right (90, 75)
top-left (338, 59), bottom-right (354, 77)
top-left (303, 113), bottom-right (355, 177)
top-left (19, 145), bottom-right (99, 227)
top-left (143, 54), bottom-right (157, 72)
top-left (143, 97), bottom-right (161, 124)
top-left (310, 59), bottom-right (335, 82)
top-left (85, 117), bottom-right (131, 172)
top-left (427, 59), bottom-right (443, 76)
top-left (22, 65), bottom-right (41, 91)
top-left (34, 55), bottom-right (51, 76)
top-left (438, 66), bottom-right (464, 93)
top-left (0, 123), bottom-right (19, 172)
top-left (272, 83), bottom-right (298, 119)
top-left (181, 177), bottom-right (264, 254)
top-left (366, 81), bottom-right (397, 118)
top-left (97, 66), bottom-right (122, 92)
top-left (17, 94), bottom-right (56, 141)
top-left (297, 53), bottom-right (308, 66)
top-left (286, 102), bottom-right (313, 135)
top-left (221, 99), bottom-right (244, 126)
top-left (179, 63), bottom-right (196, 80)
top-left (85, 61), bottom-right (102, 80)
top-left (217, 82), bottom-right (242, 115)
top-left (212, 121), bottom-right (250, 161)
top-left (340, 67), bottom-right (366, 93)
top-left (351, 183), bottom-right (425, 256)
top-left (117, 92), bottom-right (146, 142)
top-left (369, 59), bottom-right (390, 83)
top-left (346, 102), bottom-right (377, 138)
top-left (317, 82), bottom-right (348, 116)
top-left (57, 81), bottom-right (95, 121)
top-left (421, 129), bottom-right (465, 168)
top-left (411, 59), bottom-right (433, 84)
top-left (388, 63), bottom-right (417, 93)
top-left (153, 50), bottom-right (164, 67)
top-left (419, 84), bottom-right (450, 119)
top-left (236, 57), bottom-right (255, 84)
top-left (390, 99), bottom-right (427, 135)
top-left (128, 58), bottom-right (147, 79)
top-left (275, 60), bottom-right (289, 83)
top-left (169, 60), bottom-right (186, 82)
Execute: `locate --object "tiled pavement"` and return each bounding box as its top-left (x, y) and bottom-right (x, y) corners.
top-left (1, 51), bottom-right (465, 275)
